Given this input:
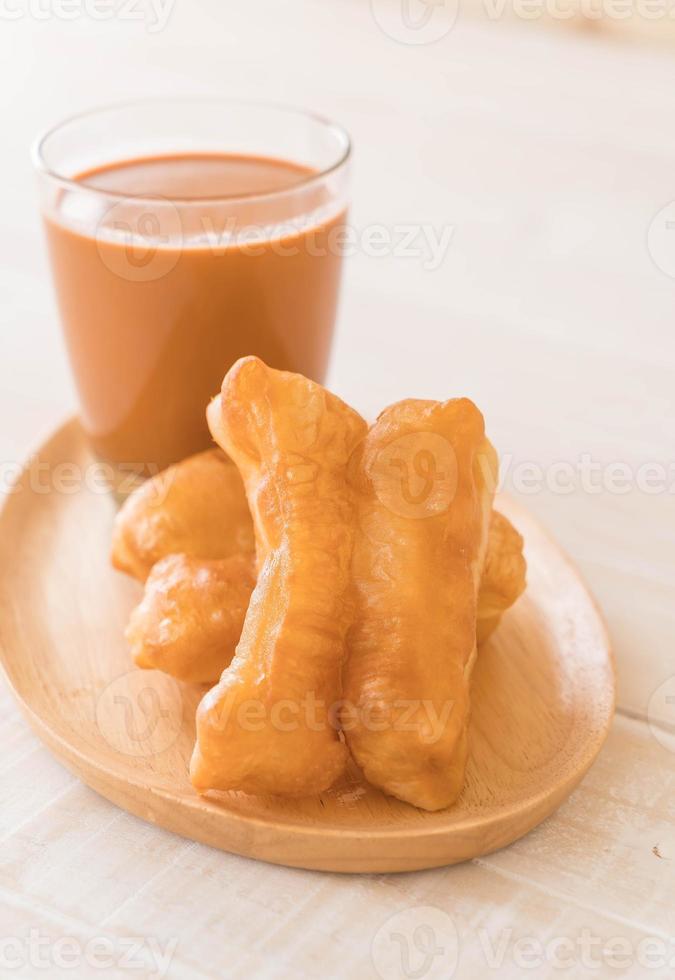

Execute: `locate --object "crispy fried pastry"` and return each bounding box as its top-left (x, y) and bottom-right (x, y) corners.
top-left (126, 554), bottom-right (256, 684)
top-left (113, 443), bottom-right (522, 688)
top-left (115, 453), bottom-right (523, 686)
top-left (478, 510), bottom-right (527, 644)
top-left (111, 448), bottom-right (254, 582)
top-left (126, 508), bottom-right (523, 686)
top-left (343, 398), bottom-right (497, 811)
top-left (190, 357), bottom-right (368, 797)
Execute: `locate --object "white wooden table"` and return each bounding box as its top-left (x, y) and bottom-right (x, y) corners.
top-left (1, 3), bottom-right (674, 977)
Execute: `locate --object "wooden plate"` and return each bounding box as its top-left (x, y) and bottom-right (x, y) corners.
top-left (0, 419), bottom-right (614, 873)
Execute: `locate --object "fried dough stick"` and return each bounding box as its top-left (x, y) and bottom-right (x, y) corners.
top-left (124, 505), bottom-right (524, 686)
top-left (112, 436), bottom-right (523, 687)
top-left (343, 398), bottom-right (497, 811)
top-left (478, 510), bottom-right (527, 644)
top-left (190, 357), bottom-right (367, 797)
top-left (126, 554), bottom-right (255, 684)
top-left (111, 448), bottom-right (254, 582)
top-left (112, 450), bottom-right (523, 625)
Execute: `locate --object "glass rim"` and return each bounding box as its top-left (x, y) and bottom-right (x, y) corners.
top-left (32, 96), bottom-right (352, 206)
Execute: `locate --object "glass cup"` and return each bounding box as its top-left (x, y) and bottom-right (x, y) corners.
top-left (33, 98), bottom-right (351, 478)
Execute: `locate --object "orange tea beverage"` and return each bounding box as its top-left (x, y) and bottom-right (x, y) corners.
top-left (36, 101), bottom-right (350, 473)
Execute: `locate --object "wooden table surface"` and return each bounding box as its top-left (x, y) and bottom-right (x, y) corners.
top-left (1, 3), bottom-right (674, 977)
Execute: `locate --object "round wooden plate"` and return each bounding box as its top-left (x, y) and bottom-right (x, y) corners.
top-left (0, 419), bottom-right (614, 873)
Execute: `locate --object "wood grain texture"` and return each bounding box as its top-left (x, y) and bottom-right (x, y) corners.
top-left (0, 420), bottom-right (614, 873)
top-left (1, 711), bottom-right (672, 980)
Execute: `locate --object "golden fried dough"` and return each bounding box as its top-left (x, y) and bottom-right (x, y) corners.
top-left (343, 398), bottom-right (497, 811)
top-left (126, 509), bottom-right (524, 687)
top-left (126, 554), bottom-right (255, 684)
top-left (190, 357), bottom-right (368, 797)
top-left (478, 510), bottom-right (527, 644)
top-left (111, 448), bottom-right (254, 582)
top-left (114, 444), bottom-right (523, 689)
